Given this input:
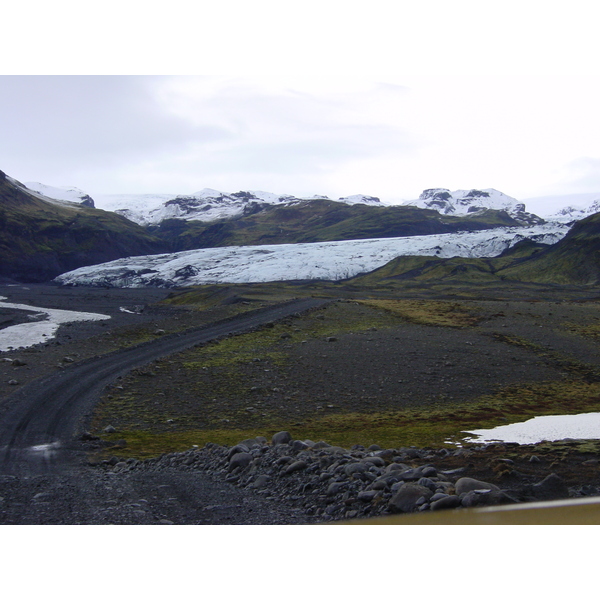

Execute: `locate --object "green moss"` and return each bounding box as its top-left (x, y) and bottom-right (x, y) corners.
top-left (358, 299), bottom-right (482, 328)
top-left (93, 378), bottom-right (600, 459)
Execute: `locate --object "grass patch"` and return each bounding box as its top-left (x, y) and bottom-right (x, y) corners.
top-left (358, 299), bottom-right (482, 328)
top-left (95, 379), bottom-right (600, 459)
top-left (563, 320), bottom-right (600, 341)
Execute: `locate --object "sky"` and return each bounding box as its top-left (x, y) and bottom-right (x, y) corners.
top-left (2, 1), bottom-right (600, 217)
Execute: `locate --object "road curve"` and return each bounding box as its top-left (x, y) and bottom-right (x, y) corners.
top-left (0, 297), bottom-right (330, 472)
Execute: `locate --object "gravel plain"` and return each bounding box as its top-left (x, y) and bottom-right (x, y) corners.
top-left (1, 284), bottom-right (600, 524)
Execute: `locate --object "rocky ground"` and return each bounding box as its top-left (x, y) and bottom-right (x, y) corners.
top-left (1, 283), bottom-right (600, 524)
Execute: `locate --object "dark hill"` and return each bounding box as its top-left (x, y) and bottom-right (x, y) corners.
top-left (347, 215), bottom-right (600, 289)
top-left (0, 171), bottom-right (168, 282)
top-left (149, 199), bottom-right (528, 251)
top-left (500, 212), bottom-right (600, 285)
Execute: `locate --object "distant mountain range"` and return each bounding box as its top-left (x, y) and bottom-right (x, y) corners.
top-left (3, 168), bottom-right (600, 285)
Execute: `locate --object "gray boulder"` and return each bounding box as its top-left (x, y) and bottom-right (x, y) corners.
top-left (455, 477), bottom-right (499, 495)
top-left (530, 473), bottom-right (569, 500)
top-left (388, 483), bottom-right (433, 513)
top-left (284, 460), bottom-right (308, 475)
top-left (228, 452), bottom-right (253, 471)
top-left (461, 489), bottom-right (516, 508)
top-left (272, 431), bottom-right (292, 445)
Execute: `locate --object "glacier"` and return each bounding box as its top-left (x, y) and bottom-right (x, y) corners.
top-left (54, 223), bottom-right (568, 288)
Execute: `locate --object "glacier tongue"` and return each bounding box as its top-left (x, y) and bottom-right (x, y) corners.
top-left (54, 223), bottom-right (569, 288)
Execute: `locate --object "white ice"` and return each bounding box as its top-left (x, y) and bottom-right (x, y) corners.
top-left (0, 296), bottom-right (110, 352)
top-left (463, 412), bottom-right (600, 445)
top-left (55, 222), bottom-right (568, 288)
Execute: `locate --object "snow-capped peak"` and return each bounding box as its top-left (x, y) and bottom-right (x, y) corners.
top-left (546, 198), bottom-right (600, 223)
top-left (338, 194), bottom-right (381, 205)
top-left (403, 188), bottom-right (541, 225)
top-left (23, 181), bottom-right (95, 207)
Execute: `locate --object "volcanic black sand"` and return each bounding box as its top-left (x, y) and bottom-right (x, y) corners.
top-left (1, 283), bottom-right (600, 524)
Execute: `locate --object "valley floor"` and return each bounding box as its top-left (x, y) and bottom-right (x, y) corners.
top-left (1, 282), bottom-right (600, 524)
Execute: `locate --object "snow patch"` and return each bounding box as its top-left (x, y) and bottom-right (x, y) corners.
top-left (463, 413), bottom-right (600, 445)
top-left (0, 297), bottom-right (110, 351)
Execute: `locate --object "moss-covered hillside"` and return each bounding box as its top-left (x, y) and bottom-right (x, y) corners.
top-left (500, 212), bottom-right (600, 285)
top-left (148, 199), bottom-right (527, 250)
top-left (0, 171), bottom-right (168, 282)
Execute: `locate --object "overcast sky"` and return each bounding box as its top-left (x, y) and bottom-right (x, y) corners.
top-left (2, 1), bottom-right (600, 215)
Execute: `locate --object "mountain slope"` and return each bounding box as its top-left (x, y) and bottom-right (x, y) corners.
top-left (347, 214), bottom-right (600, 288)
top-left (499, 212), bottom-right (600, 285)
top-left (0, 171), bottom-right (168, 282)
top-left (148, 199), bottom-right (535, 251)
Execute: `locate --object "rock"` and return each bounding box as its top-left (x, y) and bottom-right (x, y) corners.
top-left (248, 474), bottom-right (271, 489)
top-left (228, 452), bottom-right (253, 471)
top-left (238, 438), bottom-right (261, 448)
top-left (227, 444), bottom-right (250, 460)
top-left (326, 337), bottom-right (337, 342)
top-left (385, 462), bottom-right (409, 473)
top-left (291, 440), bottom-right (309, 452)
top-left (530, 473), bottom-right (569, 500)
top-left (417, 477), bottom-right (437, 492)
top-left (103, 425), bottom-right (116, 434)
top-left (388, 483), bottom-right (433, 513)
top-left (11, 359), bottom-right (27, 366)
top-left (284, 460), bottom-right (308, 475)
top-left (313, 441), bottom-right (332, 449)
top-left (455, 477), bottom-right (499, 495)
top-left (430, 494), bottom-right (461, 510)
top-left (272, 431), bottom-right (292, 446)
top-left (461, 489), bottom-right (515, 508)
top-left (7, 380), bottom-right (18, 385)
top-left (344, 463), bottom-right (367, 477)
top-left (326, 481), bottom-right (347, 496)
top-left (357, 490), bottom-right (380, 502)
top-left (361, 456), bottom-right (385, 468)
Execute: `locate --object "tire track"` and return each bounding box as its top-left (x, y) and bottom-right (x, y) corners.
top-left (0, 297), bottom-right (329, 472)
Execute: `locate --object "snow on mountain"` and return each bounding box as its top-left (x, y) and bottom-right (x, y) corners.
top-left (55, 222), bottom-right (568, 288)
top-left (403, 188), bottom-right (541, 225)
top-left (337, 194), bottom-right (381, 205)
top-left (89, 189), bottom-right (382, 225)
top-left (523, 192), bottom-right (600, 222)
top-left (23, 181), bottom-right (95, 207)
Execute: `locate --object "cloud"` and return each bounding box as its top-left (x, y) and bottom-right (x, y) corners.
top-left (560, 157), bottom-right (600, 191)
top-left (0, 76), bottom-right (231, 182)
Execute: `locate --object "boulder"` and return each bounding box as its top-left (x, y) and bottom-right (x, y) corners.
top-left (388, 483), bottom-right (433, 513)
top-left (461, 489), bottom-right (516, 508)
top-left (272, 431), bottom-right (292, 446)
top-left (284, 460), bottom-right (308, 475)
top-left (530, 473), bottom-right (569, 500)
top-left (228, 452), bottom-right (253, 471)
top-left (455, 477), bottom-right (499, 495)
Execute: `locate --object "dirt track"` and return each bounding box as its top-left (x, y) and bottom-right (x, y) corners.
top-left (0, 292), bottom-right (327, 472)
